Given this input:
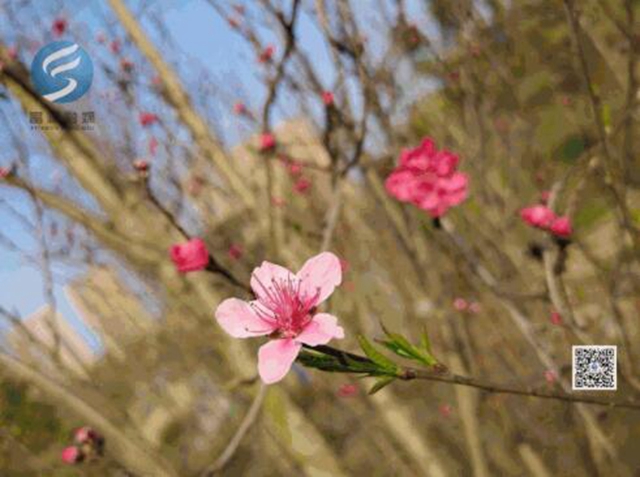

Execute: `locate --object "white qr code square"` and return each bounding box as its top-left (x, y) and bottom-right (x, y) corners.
top-left (572, 345), bottom-right (617, 390)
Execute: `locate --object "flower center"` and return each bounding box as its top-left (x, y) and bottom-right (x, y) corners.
top-left (251, 274), bottom-right (320, 338)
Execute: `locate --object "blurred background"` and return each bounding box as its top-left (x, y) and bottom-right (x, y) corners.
top-left (0, 0), bottom-right (639, 475)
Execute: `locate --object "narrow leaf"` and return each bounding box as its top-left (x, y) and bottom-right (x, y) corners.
top-left (368, 376), bottom-right (396, 395)
top-left (357, 335), bottom-right (398, 372)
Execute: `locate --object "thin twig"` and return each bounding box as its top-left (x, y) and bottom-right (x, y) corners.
top-left (200, 383), bottom-right (267, 476)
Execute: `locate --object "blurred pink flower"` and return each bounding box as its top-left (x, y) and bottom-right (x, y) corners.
top-left (74, 426), bottom-right (97, 445)
top-left (52, 18), bottom-right (67, 37)
top-left (549, 216), bottom-right (572, 238)
top-left (0, 167), bottom-right (10, 179)
top-left (228, 244), bottom-right (243, 261)
top-left (453, 298), bottom-right (468, 311)
top-left (258, 45), bottom-right (275, 63)
top-left (61, 446), bottom-right (82, 464)
top-left (540, 190), bottom-right (551, 204)
top-left (468, 301), bottom-right (482, 314)
top-left (139, 112), bottom-right (159, 127)
top-left (544, 370), bottom-right (557, 384)
top-left (287, 161), bottom-right (303, 177)
top-left (148, 137), bottom-right (159, 156)
top-left (520, 205), bottom-right (555, 229)
top-left (7, 46), bottom-right (18, 60)
top-left (550, 311), bottom-right (562, 325)
top-left (120, 58), bottom-right (134, 71)
top-left (215, 252), bottom-right (344, 384)
top-left (271, 196), bottom-right (286, 207)
top-left (259, 133), bottom-right (276, 152)
top-left (293, 177), bottom-right (311, 194)
top-left (133, 159), bottom-right (149, 173)
top-left (110, 39), bottom-right (121, 54)
top-left (322, 91), bottom-right (334, 106)
top-left (339, 258), bottom-right (350, 273)
top-left (96, 32), bottom-right (106, 44)
top-left (228, 17), bottom-right (240, 29)
top-left (337, 383), bottom-right (358, 398)
top-left (233, 102), bottom-right (247, 115)
top-left (386, 138), bottom-right (468, 217)
top-left (439, 403), bottom-right (453, 418)
top-left (170, 238), bottom-right (210, 273)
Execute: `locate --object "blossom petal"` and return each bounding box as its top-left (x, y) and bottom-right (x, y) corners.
top-left (250, 261), bottom-right (296, 300)
top-left (258, 339), bottom-right (302, 384)
top-left (297, 252), bottom-right (342, 304)
top-left (296, 313), bottom-right (344, 346)
top-left (215, 298), bottom-right (275, 338)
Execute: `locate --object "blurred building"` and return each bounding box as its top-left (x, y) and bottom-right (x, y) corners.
top-left (6, 305), bottom-right (96, 377)
top-left (64, 266), bottom-right (154, 359)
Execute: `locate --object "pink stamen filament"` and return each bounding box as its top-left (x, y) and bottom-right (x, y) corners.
top-left (251, 272), bottom-right (321, 337)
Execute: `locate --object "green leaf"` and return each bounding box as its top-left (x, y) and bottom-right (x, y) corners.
top-left (421, 327), bottom-right (433, 355)
top-left (368, 376), bottom-right (396, 395)
top-left (379, 327), bottom-right (438, 367)
top-left (357, 335), bottom-right (398, 373)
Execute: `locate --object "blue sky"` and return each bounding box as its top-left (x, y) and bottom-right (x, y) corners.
top-left (0, 0), bottom-right (433, 351)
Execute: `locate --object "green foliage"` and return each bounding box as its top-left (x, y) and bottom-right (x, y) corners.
top-left (378, 325), bottom-right (438, 367)
top-left (357, 336), bottom-right (399, 373)
top-left (0, 379), bottom-right (66, 452)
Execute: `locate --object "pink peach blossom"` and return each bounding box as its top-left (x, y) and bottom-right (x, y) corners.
top-left (139, 112), bottom-right (159, 127)
top-left (287, 161), bottom-right (303, 177)
top-left (7, 46), bottom-right (18, 60)
top-left (0, 167), bottom-right (10, 178)
top-left (468, 301), bottom-right (481, 314)
top-left (544, 370), bottom-right (557, 384)
top-left (61, 446), bottom-right (82, 464)
top-left (258, 45), bottom-right (275, 63)
top-left (337, 383), bottom-right (358, 398)
top-left (215, 252), bottom-right (344, 384)
top-left (233, 102), bottom-right (247, 115)
top-left (228, 244), bottom-right (243, 261)
top-left (133, 159), bottom-right (149, 173)
top-left (74, 426), bottom-right (96, 444)
top-left (52, 18), bottom-right (67, 37)
top-left (550, 311), bottom-right (562, 326)
top-left (170, 238), bottom-right (210, 273)
top-left (549, 216), bottom-right (572, 238)
top-left (439, 403), bottom-right (453, 418)
top-left (322, 91), bottom-right (335, 106)
top-left (293, 177), bottom-right (311, 194)
top-left (110, 39), bottom-right (121, 54)
top-left (520, 205), bottom-right (555, 229)
top-left (271, 196), bottom-right (286, 207)
top-left (539, 190), bottom-right (551, 204)
top-left (386, 138), bottom-right (468, 217)
top-left (453, 298), bottom-right (468, 311)
top-left (259, 133), bottom-right (276, 152)
top-left (148, 137), bottom-right (159, 156)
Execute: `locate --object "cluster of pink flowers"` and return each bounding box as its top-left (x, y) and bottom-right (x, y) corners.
top-left (520, 204), bottom-right (572, 238)
top-left (385, 138), bottom-right (469, 218)
top-left (453, 298), bottom-right (481, 314)
top-left (215, 252), bottom-right (344, 384)
top-left (170, 238), bottom-right (210, 273)
top-left (61, 426), bottom-right (104, 465)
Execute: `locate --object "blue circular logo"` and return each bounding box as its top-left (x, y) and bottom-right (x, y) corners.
top-left (30, 41), bottom-right (93, 104)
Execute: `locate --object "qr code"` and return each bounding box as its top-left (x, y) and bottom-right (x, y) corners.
top-left (572, 345), bottom-right (617, 390)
